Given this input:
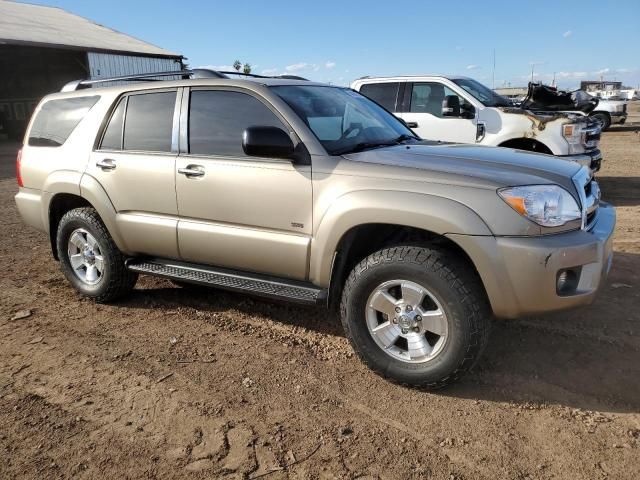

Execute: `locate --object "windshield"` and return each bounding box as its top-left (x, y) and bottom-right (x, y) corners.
top-left (271, 85), bottom-right (417, 155)
top-left (452, 78), bottom-right (510, 107)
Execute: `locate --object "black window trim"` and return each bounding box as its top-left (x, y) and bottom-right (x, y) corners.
top-left (179, 86), bottom-right (303, 163)
top-left (95, 87), bottom-right (181, 155)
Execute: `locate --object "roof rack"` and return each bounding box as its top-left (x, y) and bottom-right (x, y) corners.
top-left (61, 68), bottom-right (309, 92)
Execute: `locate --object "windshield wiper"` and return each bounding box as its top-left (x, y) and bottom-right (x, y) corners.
top-left (393, 134), bottom-right (418, 144)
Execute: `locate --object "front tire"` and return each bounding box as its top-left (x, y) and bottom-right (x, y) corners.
top-left (57, 207), bottom-right (137, 302)
top-left (591, 112), bottom-right (611, 131)
top-left (340, 246), bottom-right (491, 389)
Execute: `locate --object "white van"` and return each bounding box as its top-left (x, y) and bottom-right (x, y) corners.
top-left (352, 76), bottom-right (602, 171)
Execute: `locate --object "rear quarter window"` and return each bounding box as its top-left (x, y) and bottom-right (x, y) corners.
top-left (28, 96), bottom-right (100, 147)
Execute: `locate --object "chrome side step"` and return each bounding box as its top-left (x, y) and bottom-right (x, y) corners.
top-left (126, 258), bottom-right (327, 305)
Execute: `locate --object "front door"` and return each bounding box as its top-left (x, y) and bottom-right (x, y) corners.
top-left (175, 88), bottom-right (312, 280)
top-left (88, 89), bottom-right (180, 258)
top-left (399, 82), bottom-right (478, 144)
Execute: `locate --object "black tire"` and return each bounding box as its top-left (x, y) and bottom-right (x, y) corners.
top-left (591, 112), bottom-right (611, 131)
top-left (340, 245), bottom-right (491, 389)
top-left (57, 207), bottom-right (137, 302)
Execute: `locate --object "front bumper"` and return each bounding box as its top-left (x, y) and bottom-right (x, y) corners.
top-left (561, 148), bottom-right (602, 173)
top-left (448, 202), bottom-right (615, 319)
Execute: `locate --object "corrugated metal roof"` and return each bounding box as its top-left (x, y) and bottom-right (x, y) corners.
top-left (0, 1), bottom-right (182, 58)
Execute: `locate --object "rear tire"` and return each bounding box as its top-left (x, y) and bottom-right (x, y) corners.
top-left (340, 245), bottom-right (491, 389)
top-left (57, 207), bottom-right (137, 302)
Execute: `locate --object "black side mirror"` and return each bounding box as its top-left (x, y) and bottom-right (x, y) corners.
top-left (242, 126), bottom-right (295, 159)
top-left (442, 95), bottom-right (461, 117)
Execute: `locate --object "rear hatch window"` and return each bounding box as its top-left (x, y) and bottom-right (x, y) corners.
top-left (28, 96), bottom-right (99, 147)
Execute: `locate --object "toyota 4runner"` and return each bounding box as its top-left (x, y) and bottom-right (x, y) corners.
top-left (14, 71), bottom-right (615, 388)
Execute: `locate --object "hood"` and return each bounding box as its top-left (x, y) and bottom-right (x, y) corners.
top-left (342, 143), bottom-right (581, 191)
top-left (520, 82), bottom-right (599, 114)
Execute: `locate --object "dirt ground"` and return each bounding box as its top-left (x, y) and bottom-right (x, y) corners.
top-left (1, 106), bottom-right (639, 480)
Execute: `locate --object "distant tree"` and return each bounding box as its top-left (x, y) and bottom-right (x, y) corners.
top-left (233, 60), bottom-right (242, 72)
top-left (243, 63), bottom-right (252, 75)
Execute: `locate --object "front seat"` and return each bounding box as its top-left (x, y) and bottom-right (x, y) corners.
top-left (425, 84), bottom-right (445, 117)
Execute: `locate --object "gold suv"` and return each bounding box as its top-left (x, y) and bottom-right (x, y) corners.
top-left (14, 70), bottom-right (615, 388)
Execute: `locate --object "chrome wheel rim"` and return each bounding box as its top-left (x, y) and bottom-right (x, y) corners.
top-left (67, 228), bottom-right (104, 285)
top-left (366, 279), bottom-right (448, 364)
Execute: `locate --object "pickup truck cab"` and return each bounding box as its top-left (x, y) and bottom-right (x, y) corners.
top-left (15, 71), bottom-right (614, 389)
top-left (352, 75), bottom-right (602, 171)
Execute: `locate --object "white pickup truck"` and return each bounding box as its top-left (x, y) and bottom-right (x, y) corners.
top-left (352, 76), bottom-right (602, 171)
top-left (588, 98), bottom-right (628, 130)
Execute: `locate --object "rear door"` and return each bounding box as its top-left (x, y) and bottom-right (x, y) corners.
top-left (88, 89), bottom-right (180, 258)
top-left (398, 82), bottom-right (478, 143)
top-left (175, 88), bottom-right (312, 280)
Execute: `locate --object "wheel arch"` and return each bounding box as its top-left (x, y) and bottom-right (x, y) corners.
top-left (326, 223), bottom-right (488, 309)
top-left (47, 174), bottom-right (127, 259)
top-left (498, 137), bottom-right (553, 154)
top-left (309, 190), bottom-right (492, 295)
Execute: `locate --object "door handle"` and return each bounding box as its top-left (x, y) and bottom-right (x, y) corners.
top-left (178, 165), bottom-right (205, 178)
top-left (406, 122), bottom-right (419, 128)
top-left (96, 158), bottom-right (116, 171)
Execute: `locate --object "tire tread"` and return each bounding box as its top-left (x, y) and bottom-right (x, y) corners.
top-left (340, 245), bottom-right (491, 389)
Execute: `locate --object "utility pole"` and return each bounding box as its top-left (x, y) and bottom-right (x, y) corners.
top-left (492, 49), bottom-right (496, 89)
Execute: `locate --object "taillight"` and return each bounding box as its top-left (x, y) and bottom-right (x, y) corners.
top-left (16, 148), bottom-right (23, 187)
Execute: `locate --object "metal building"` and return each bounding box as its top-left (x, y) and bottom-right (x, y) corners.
top-left (0, 0), bottom-right (184, 139)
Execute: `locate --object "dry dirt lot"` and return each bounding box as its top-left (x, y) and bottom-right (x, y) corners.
top-left (1, 108), bottom-right (640, 479)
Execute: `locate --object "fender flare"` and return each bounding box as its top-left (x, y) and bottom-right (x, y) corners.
top-left (309, 190), bottom-right (492, 286)
top-left (77, 173), bottom-right (128, 252)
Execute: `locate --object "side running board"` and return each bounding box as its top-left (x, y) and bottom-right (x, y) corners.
top-left (126, 258), bottom-right (327, 305)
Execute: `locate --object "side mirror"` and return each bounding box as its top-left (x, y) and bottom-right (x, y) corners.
top-left (242, 126), bottom-right (295, 159)
top-left (442, 95), bottom-right (461, 117)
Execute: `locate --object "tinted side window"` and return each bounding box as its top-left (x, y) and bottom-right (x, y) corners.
top-left (189, 90), bottom-right (285, 157)
top-left (28, 96), bottom-right (99, 147)
top-left (358, 83), bottom-right (399, 111)
top-left (100, 98), bottom-right (125, 150)
top-left (123, 92), bottom-right (176, 152)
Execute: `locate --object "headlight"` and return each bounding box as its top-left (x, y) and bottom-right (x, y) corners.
top-left (498, 185), bottom-right (581, 227)
top-left (562, 124), bottom-right (584, 154)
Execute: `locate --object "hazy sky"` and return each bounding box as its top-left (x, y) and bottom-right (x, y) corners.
top-left (23, 0), bottom-right (640, 89)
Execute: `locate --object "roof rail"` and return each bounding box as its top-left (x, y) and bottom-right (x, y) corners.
top-left (216, 71), bottom-right (309, 81)
top-left (61, 68), bottom-right (309, 92)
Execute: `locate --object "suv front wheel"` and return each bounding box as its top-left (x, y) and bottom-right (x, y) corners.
top-left (57, 207), bottom-right (138, 302)
top-left (340, 245), bottom-right (491, 389)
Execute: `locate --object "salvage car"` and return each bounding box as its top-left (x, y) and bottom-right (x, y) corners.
top-left (14, 70), bottom-right (615, 388)
top-left (352, 76), bottom-right (603, 172)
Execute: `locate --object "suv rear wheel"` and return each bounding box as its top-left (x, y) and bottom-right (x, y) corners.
top-left (57, 207), bottom-right (137, 302)
top-left (340, 245), bottom-right (491, 389)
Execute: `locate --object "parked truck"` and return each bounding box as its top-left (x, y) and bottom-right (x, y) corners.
top-left (352, 76), bottom-right (603, 172)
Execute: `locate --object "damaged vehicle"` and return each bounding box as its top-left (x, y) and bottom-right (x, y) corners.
top-left (352, 76), bottom-right (603, 171)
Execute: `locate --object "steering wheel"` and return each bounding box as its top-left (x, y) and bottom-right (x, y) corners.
top-left (340, 122), bottom-right (363, 140)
